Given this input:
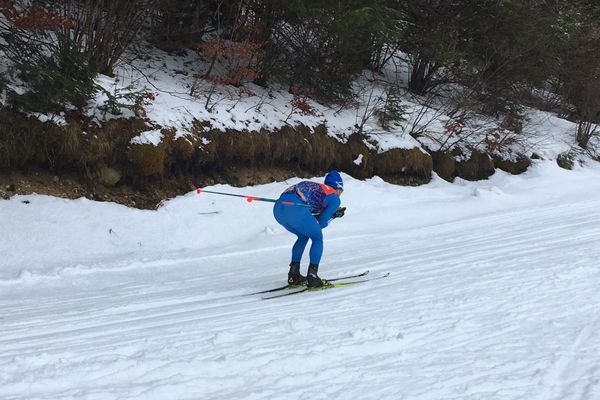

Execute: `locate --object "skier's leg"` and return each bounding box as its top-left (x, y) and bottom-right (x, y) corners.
top-left (288, 237), bottom-right (308, 284)
top-left (291, 235), bottom-right (309, 263)
top-left (290, 212), bottom-right (323, 265)
top-left (290, 214), bottom-right (325, 287)
top-left (274, 216), bottom-right (308, 263)
top-left (287, 214), bottom-right (325, 287)
top-left (273, 201), bottom-right (309, 284)
top-left (308, 232), bottom-right (323, 264)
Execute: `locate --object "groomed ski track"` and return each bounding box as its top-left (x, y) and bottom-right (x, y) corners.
top-left (1, 163), bottom-right (600, 400)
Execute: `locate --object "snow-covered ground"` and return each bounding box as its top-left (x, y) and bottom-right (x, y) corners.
top-left (2, 44), bottom-right (586, 160)
top-left (88, 50), bottom-right (579, 158)
top-left (2, 160), bottom-right (600, 399)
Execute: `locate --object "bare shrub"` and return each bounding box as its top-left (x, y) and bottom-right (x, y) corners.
top-left (561, 28), bottom-right (600, 149)
top-left (0, 0), bottom-right (156, 76)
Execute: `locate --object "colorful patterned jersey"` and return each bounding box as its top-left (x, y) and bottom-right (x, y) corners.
top-left (284, 181), bottom-right (337, 214)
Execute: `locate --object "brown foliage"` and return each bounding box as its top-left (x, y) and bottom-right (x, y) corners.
top-left (444, 116), bottom-right (465, 137)
top-left (199, 39), bottom-right (262, 87)
top-left (289, 85), bottom-right (318, 117)
top-left (0, 2), bottom-right (72, 31)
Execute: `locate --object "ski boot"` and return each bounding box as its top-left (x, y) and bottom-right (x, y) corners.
top-left (306, 263), bottom-right (329, 288)
top-left (288, 261), bottom-right (307, 285)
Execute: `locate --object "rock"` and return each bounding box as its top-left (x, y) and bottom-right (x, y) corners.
top-left (456, 149), bottom-right (495, 181)
top-left (492, 153), bottom-right (531, 175)
top-left (98, 166), bottom-right (121, 187)
top-left (557, 151), bottom-right (575, 170)
top-left (430, 150), bottom-right (458, 182)
top-left (372, 147), bottom-right (433, 185)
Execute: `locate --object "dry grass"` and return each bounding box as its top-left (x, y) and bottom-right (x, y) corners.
top-left (456, 150), bottom-right (495, 181)
top-left (128, 142), bottom-right (168, 176)
top-left (3, 107), bottom-right (518, 189)
top-left (199, 124), bottom-right (432, 185)
top-left (0, 107), bottom-right (537, 209)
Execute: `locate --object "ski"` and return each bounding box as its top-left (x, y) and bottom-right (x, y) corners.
top-left (261, 272), bottom-right (390, 300)
top-left (245, 270), bottom-right (370, 296)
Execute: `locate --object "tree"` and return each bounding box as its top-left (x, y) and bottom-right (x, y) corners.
top-left (559, 1), bottom-right (600, 149)
top-left (0, 1), bottom-right (98, 112)
top-left (260, 0), bottom-right (400, 103)
top-left (151, 0), bottom-right (215, 51)
top-left (392, 0), bottom-right (463, 94)
top-left (0, 0), bottom-right (159, 112)
top-left (1, 0), bottom-right (156, 76)
top-left (54, 0), bottom-right (157, 75)
top-left (454, 0), bottom-right (566, 112)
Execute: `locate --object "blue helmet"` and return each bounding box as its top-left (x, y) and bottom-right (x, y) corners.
top-left (325, 170), bottom-right (343, 190)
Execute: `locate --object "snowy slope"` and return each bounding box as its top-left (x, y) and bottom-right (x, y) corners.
top-left (90, 51), bottom-right (581, 158)
top-left (2, 161), bottom-right (600, 400)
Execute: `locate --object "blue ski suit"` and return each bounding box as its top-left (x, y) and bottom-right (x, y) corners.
top-left (273, 181), bottom-right (341, 265)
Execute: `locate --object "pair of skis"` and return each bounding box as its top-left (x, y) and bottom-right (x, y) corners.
top-left (246, 270), bottom-right (390, 299)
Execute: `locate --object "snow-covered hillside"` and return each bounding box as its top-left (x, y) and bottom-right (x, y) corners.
top-left (86, 50), bottom-right (580, 160)
top-left (2, 161), bottom-right (600, 399)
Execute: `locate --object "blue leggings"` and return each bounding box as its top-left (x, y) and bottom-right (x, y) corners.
top-left (273, 193), bottom-right (323, 265)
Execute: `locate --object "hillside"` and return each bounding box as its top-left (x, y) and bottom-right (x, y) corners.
top-left (0, 46), bottom-right (589, 208)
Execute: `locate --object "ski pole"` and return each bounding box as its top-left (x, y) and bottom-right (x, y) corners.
top-left (196, 188), bottom-right (311, 208)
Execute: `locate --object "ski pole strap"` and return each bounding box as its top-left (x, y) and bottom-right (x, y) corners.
top-left (196, 188), bottom-right (312, 208)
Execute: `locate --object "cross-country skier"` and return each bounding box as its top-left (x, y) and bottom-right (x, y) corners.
top-left (273, 170), bottom-right (346, 288)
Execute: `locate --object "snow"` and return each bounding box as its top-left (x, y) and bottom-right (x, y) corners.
top-left (80, 50), bottom-right (433, 152)
top-left (85, 49), bottom-right (587, 160)
top-left (523, 109), bottom-right (578, 158)
top-left (1, 45), bottom-right (590, 158)
top-left (365, 128), bottom-right (421, 153)
top-left (26, 112), bottom-right (67, 126)
top-left (2, 160), bottom-right (600, 399)
top-left (130, 129), bottom-right (163, 146)
top-left (353, 154), bottom-right (364, 165)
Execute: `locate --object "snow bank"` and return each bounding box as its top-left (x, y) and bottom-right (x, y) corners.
top-left (2, 161), bottom-right (600, 400)
top-left (2, 160), bottom-right (598, 284)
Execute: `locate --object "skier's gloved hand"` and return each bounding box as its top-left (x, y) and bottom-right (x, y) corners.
top-left (333, 207), bottom-right (346, 219)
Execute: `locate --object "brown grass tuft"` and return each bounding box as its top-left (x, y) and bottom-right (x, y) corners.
top-left (128, 142), bottom-right (168, 176)
top-left (456, 150), bottom-right (495, 181)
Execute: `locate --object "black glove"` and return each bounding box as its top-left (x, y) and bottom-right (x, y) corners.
top-left (333, 207), bottom-right (346, 219)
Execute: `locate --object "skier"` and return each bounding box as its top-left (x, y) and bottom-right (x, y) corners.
top-left (273, 170), bottom-right (346, 288)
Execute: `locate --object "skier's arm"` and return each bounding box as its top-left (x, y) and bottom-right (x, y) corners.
top-left (318, 194), bottom-right (341, 228)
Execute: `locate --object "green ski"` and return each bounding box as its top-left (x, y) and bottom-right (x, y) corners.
top-left (245, 270), bottom-right (370, 296)
top-left (262, 272), bottom-right (390, 300)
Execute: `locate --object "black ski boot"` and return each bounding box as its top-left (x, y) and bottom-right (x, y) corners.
top-left (288, 261), bottom-right (307, 285)
top-left (307, 263), bottom-right (328, 288)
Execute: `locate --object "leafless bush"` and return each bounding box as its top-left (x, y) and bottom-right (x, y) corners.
top-left (561, 31), bottom-right (600, 150)
top-left (55, 0), bottom-right (157, 75)
top-left (0, 0), bottom-right (156, 75)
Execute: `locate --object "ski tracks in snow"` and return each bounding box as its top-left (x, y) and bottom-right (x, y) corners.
top-left (1, 201), bottom-right (600, 399)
